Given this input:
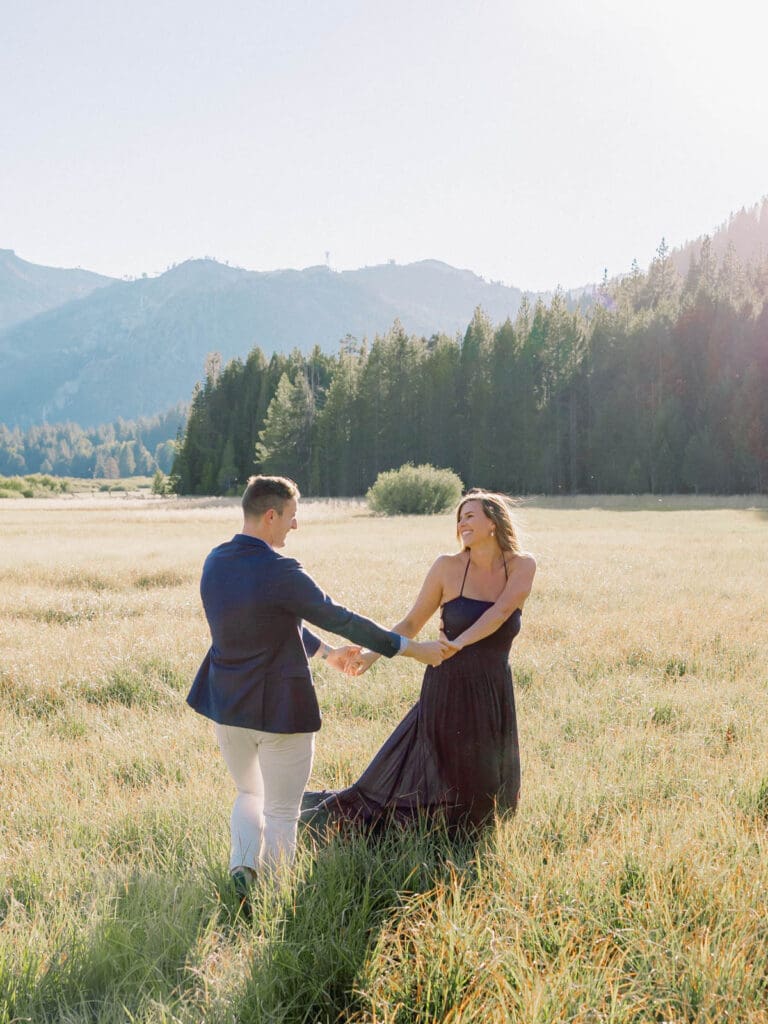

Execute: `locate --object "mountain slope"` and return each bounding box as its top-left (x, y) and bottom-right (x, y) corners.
top-left (0, 249), bottom-right (115, 332)
top-left (671, 197), bottom-right (768, 276)
top-left (0, 258), bottom-right (528, 426)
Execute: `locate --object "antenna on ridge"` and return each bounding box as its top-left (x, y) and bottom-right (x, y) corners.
top-left (325, 250), bottom-right (330, 268)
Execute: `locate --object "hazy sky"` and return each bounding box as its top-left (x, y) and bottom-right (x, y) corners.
top-left (3, 0), bottom-right (767, 290)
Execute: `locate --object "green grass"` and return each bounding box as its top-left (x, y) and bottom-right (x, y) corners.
top-left (1, 495), bottom-right (767, 1022)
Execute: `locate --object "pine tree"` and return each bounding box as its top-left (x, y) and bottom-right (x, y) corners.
top-left (255, 373), bottom-right (315, 490)
top-left (217, 436), bottom-right (239, 493)
top-left (418, 334), bottom-right (461, 476)
top-left (314, 339), bottom-right (361, 495)
top-left (457, 307), bottom-right (494, 484)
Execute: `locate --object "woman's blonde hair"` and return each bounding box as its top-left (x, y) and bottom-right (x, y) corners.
top-left (456, 489), bottom-right (522, 555)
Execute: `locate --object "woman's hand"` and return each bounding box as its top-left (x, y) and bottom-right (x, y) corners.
top-left (437, 620), bottom-right (460, 659)
top-left (402, 639), bottom-right (446, 666)
top-left (439, 638), bottom-right (461, 658)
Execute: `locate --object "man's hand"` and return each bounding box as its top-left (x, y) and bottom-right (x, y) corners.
top-left (325, 645), bottom-right (362, 675)
top-left (348, 649), bottom-right (379, 676)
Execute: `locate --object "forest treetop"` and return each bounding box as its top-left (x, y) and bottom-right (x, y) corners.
top-left (172, 237), bottom-right (768, 497)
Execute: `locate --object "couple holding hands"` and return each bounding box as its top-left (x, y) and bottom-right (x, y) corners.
top-left (186, 474), bottom-right (535, 906)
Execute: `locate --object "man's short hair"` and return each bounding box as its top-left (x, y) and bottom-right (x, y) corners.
top-left (242, 475), bottom-right (300, 519)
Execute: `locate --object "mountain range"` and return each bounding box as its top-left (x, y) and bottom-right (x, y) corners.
top-left (1, 196), bottom-right (766, 428)
top-left (0, 249), bottom-right (113, 333)
top-left (0, 254), bottom-right (536, 426)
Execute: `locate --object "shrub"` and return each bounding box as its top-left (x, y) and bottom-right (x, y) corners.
top-left (151, 469), bottom-right (169, 495)
top-left (366, 464), bottom-right (463, 516)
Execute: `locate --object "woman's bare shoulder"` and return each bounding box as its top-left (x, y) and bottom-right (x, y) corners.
top-left (432, 550), bottom-right (465, 568)
top-left (427, 551), bottom-right (464, 578)
top-left (508, 551), bottom-right (537, 574)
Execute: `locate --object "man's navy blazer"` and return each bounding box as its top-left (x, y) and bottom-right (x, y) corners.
top-left (187, 534), bottom-right (401, 733)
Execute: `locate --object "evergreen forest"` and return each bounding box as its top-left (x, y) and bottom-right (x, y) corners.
top-left (171, 238), bottom-right (768, 496)
top-left (0, 407), bottom-right (185, 478)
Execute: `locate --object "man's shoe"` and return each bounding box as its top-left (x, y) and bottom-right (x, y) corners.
top-left (231, 868), bottom-right (255, 920)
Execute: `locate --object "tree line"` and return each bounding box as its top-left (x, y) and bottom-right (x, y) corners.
top-left (0, 407), bottom-right (185, 479)
top-left (172, 238), bottom-right (768, 496)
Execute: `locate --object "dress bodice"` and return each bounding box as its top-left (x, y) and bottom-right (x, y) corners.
top-left (440, 595), bottom-right (521, 654)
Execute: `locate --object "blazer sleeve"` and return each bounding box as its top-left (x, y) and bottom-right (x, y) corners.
top-left (276, 559), bottom-right (401, 658)
top-left (301, 626), bottom-right (322, 657)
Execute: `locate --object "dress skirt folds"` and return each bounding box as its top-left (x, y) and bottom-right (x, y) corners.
top-left (319, 596), bottom-right (522, 830)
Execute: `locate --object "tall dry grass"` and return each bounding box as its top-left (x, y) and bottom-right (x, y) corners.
top-left (1, 494), bottom-right (767, 1023)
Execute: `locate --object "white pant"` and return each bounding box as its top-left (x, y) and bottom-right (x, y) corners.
top-left (214, 723), bottom-right (315, 877)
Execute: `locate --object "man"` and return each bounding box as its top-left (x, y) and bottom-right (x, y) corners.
top-left (187, 475), bottom-right (445, 907)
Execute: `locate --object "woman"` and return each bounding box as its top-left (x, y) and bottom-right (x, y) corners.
top-left (304, 490), bottom-right (536, 831)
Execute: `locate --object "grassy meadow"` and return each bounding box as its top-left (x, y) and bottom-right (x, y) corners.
top-left (1, 493), bottom-right (768, 1023)
top-left (0, 474), bottom-right (157, 499)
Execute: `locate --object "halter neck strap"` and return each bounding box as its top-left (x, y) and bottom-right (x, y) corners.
top-left (458, 553), bottom-right (471, 596)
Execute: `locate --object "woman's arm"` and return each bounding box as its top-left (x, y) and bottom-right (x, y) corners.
top-left (392, 555), bottom-right (449, 636)
top-left (351, 556), bottom-right (449, 673)
top-left (443, 554), bottom-right (536, 653)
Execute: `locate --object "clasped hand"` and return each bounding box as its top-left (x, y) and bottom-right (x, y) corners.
top-left (324, 645), bottom-right (364, 674)
top-left (336, 638), bottom-right (460, 676)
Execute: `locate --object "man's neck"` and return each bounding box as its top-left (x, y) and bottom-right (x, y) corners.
top-left (241, 519), bottom-right (272, 546)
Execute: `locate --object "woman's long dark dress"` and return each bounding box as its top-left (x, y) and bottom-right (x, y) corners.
top-left (319, 580), bottom-right (522, 830)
